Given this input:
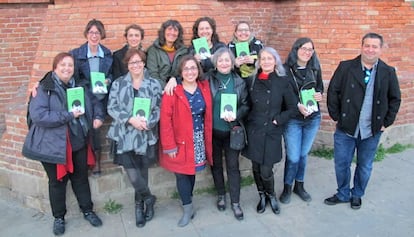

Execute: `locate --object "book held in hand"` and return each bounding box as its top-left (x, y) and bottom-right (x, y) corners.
top-left (133, 97), bottom-right (151, 121)
top-left (235, 42), bottom-right (250, 57)
top-left (300, 88), bottom-right (318, 113)
top-left (192, 37), bottom-right (211, 60)
top-left (220, 93), bottom-right (237, 119)
top-left (67, 87), bottom-right (85, 113)
top-left (90, 72), bottom-right (108, 94)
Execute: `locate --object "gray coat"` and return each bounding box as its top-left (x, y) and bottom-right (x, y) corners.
top-left (107, 69), bottom-right (162, 155)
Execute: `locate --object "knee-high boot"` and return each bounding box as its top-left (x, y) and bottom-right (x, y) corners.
top-left (253, 170), bottom-right (266, 213)
top-left (263, 176), bottom-right (280, 215)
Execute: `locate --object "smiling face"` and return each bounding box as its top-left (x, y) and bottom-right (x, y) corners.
top-left (164, 25), bottom-right (179, 45)
top-left (126, 28), bottom-right (142, 48)
top-left (361, 37), bottom-right (382, 67)
top-left (127, 53), bottom-right (145, 77)
top-left (197, 21), bottom-right (213, 42)
top-left (216, 52), bottom-right (232, 74)
top-left (235, 22), bottom-right (251, 42)
top-left (259, 51), bottom-right (276, 74)
top-left (54, 56), bottom-right (74, 83)
top-left (86, 25), bottom-right (101, 47)
top-left (182, 59), bottom-right (199, 84)
top-left (297, 42), bottom-right (314, 66)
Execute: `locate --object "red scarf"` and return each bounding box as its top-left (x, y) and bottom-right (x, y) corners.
top-left (258, 72), bottom-right (269, 80)
top-left (56, 131), bottom-right (95, 181)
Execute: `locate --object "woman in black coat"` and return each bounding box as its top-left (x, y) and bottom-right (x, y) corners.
top-left (244, 47), bottom-right (297, 215)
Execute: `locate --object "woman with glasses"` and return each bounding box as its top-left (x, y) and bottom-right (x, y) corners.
top-left (279, 38), bottom-right (324, 204)
top-left (112, 24), bottom-right (145, 79)
top-left (159, 55), bottom-right (213, 227)
top-left (107, 48), bottom-right (162, 228)
top-left (70, 19), bottom-right (113, 175)
top-left (228, 21), bottom-right (264, 79)
top-left (189, 17), bottom-right (226, 73)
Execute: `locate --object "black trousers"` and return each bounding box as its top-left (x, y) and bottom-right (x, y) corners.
top-left (41, 146), bottom-right (93, 218)
top-left (211, 129), bottom-right (241, 204)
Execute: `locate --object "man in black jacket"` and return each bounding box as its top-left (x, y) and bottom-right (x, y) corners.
top-left (325, 32), bottom-right (401, 210)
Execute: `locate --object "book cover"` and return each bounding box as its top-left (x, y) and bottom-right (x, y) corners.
top-left (300, 88), bottom-right (319, 113)
top-left (133, 97), bottom-right (151, 121)
top-left (67, 87), bottom-right (85, 113)
top-left (235, 42), bottom-right (250, 57)
top-left (90, 72), bottom-right (108, 94)
top-left (220, 93), bottom-right (237, 119)
top-left (192, 37), bottom-right (211, 60)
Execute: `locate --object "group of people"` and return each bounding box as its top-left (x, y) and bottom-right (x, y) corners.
top-left (22, 16), bottom-right (401, 236)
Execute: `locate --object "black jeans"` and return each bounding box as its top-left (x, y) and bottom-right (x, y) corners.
top-left (211, 129), bottom-right (241, 204)
top-left (42, 146), bottom-right (93, 218)
top-left (175, 173), bottom-right (195, 205)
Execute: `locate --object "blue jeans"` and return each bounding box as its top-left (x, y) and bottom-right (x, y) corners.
top-left (283, 114), bottom-right (321, 185)
top-left (333, 128), bottom-right (382, 201)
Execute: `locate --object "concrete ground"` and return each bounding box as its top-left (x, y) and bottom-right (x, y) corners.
top-left (1, 149), bottom-right (413, 237)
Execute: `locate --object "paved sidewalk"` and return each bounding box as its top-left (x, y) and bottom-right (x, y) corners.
top-left (1, 149), bottom-right (413, 237)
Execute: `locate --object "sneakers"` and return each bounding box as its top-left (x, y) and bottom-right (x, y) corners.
top-left (83, 211), bottom-right (103, 227)
top-left (324, 195), bottom-right (349, 205)
top-left (53, 217), bottom-right (65, 236)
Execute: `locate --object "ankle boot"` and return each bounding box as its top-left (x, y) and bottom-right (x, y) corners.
top-left (135, 201), bottom-right (146, 228)
top-left (266, 192), bottom-right (280, 215)
top-left (144, 194), bottom-right (156, 221)
top-left (293, 181), bottom-right (311, 202)
top-left (178, 203), bottom-right (195, 227)
top-left (216, 195), bottom-right (226, 211)
top-left (279, 184), bottom-right (292, 204)
top-left (256, 192), bottom-right (266, 213)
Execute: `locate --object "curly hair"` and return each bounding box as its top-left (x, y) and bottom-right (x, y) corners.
top-left (157, 19), bottom-right (184, 49)
top-left (191, 17), bottom-right (220, 44)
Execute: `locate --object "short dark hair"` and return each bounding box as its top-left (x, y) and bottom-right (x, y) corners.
top-left (362, 32), bottom-right (384, 47)
top-left (83, 19), bottom-right (106, 39)
top-left (123, 48), bottom-right (147, 66)
top-left (124, 24), bottom-right (145, 40)
top-left (157, 19), bottom-right (184, 49)
top-left (52, 52), bottom-right (73, 70)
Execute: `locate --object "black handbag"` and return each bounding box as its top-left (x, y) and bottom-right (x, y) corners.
top-left (230, 125), bottom-right (247, 150)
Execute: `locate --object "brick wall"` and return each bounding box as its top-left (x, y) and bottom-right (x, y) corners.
top-left (0, 0), bottom-right (413, 182)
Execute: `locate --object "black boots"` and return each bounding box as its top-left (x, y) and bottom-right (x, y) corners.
top-left (293, 181), bottom-right (311, 202)
top-left (279, 184), bottom-right (292, 204)
top-left (216, 195), bottom-right (226, 211)
top-left (256, 192), bottom-right (266, 213)
top-left (135, 201), bottom-right (145, 228)
top-left (262, 176), bottom-right (280, 215)
top-left (144, 194), bottom-right (156, 221)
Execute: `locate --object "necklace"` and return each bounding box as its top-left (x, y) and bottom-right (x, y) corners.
top-left (219, 77), bottom-right (231, 90)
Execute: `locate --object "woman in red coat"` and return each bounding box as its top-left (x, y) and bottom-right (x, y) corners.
top-left (160, 55), bottom-right (213, 227)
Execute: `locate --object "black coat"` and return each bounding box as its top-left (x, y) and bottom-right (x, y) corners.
top-left (327, 55), bottom-right (401, 136)
top-left (243, 72), bottom-right (298, 166)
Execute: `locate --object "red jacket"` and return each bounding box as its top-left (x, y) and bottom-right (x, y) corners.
top-left (160, 80), bottom-right (213, 175)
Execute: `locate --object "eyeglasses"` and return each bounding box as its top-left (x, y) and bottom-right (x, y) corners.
top-left (299, 47), bottom-right (314, 53)
top-left (183, 67), bottom-right (198, 72)
top-left (364, 68), bottom-right (371, 84)
top-left (237, 28), bottom-right (250, 33)
top-left (88, 31), bottom-right (101, 36)
top-left (128, 60), bottom-right (144, 66)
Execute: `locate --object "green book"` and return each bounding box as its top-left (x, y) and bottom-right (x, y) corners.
top-left (220, 93), bottom-right (237, 119)
top-left (67, 87), bottom-right (85, 113)
top-left (90, 72), bottom-right (108, 94)
top-left (300, 88), bottom-right (318, 113)
top-left (235, 42), bottom-right (250, 57)
top-left (192, 37), bottom-right (211, 60)
top-left (133, 97), bottom-right (151, 121)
